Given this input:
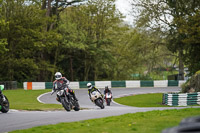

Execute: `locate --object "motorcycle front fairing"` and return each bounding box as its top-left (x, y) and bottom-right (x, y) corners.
top-left (90, 91), bottom-right (102, 101)
top-left (105, 92), bottom-right (112, 99)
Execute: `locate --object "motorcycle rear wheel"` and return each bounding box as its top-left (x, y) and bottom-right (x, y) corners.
top-left (95, 99), bottom-right (104, 109)
top-left (61, 98), bottom-right (71, 112)
top-left (0, 95), bottom-right (9, 113)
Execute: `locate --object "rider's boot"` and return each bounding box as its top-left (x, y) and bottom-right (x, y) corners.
top-left (71, 92), bottom-right (78, 101)
top-left (73, 95), bottom-right (78, 101)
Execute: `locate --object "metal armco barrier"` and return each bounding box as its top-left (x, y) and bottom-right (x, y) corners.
top-left (163, 92), bottom-right (200, 106)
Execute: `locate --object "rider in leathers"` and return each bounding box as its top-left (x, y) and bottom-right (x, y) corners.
top-left (104, 86), bottom-right (112, 95)
top-left (104, 85), bottom-right (113, 100)
top-left (87, 82), bottom-right (103, 101)
top-left (52, 72), bottom-right (78, 102)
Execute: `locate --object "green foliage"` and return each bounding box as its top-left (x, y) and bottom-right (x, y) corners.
top-left (0, 0), bottom-right (177, 82)
top-left (0, 15), bottom-right (9, 54)
top-left (134, 0), bottom-right (200, 79)
top-left (178, 11), bottom-right (200, 75)
top-left (181, 71), bottom-right (200, 92)
top-left (57, 0), bottom-right (124, 81)
top-left (0, 0), bottom-right (61, 82)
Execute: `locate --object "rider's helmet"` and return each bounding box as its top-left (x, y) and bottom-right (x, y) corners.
top-left (87, 82), bottom-right (92, 88)
top-left (55, 72), bottom-right (62, 80)
top-left (105, 85), bottom-right (109, 90)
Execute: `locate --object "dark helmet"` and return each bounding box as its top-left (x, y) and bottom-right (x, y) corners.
top-left (105, 85), bottom-right (109, 89)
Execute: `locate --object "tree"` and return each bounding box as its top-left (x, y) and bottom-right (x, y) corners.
top-left (0, 0), bottom-right (61, 82)
top-left (178, 10), bottom-right (200, 74)
top-left (58, 0), bottom-right (123, 81)
top-left (131, 0), bottom-right (200, 79)
top-left (0, 0), bottom-right (8, 55)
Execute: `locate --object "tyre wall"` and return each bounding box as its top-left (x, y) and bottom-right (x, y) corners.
top-left (23, 80), bottom-right (186, 90)
top-left (163, 92), bottom-right (200, 106)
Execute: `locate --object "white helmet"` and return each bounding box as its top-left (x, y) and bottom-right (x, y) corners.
top-left (87, 82), bottom-right (92, 88)
top-left (55, 72), bottom-right (62, 80)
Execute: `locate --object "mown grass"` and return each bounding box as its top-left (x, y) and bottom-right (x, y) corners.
top-left (3, 89), bottom-right (200, 133)
top-left (114, 93), bottom-right (171, 107)
top-left (10, 108), bottom-right (200, 133)
top-left (3, 89), bottom-right (63, 111)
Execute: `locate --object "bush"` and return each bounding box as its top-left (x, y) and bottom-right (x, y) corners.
top-left (181, 70), bottom-right (200, 93)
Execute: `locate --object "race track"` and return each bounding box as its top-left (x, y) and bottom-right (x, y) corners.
top-left (0, 87), bottom-right (190, 133)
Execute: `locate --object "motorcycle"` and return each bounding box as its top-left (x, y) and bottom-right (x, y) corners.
top-left (105, 92), bottom-right (112, 106)
top-left (90, 90), bottom-right (105, 109)
top-left (51, 82), bottom-right (80, 112)
top-left (0, 85), bottom-right (9, 113)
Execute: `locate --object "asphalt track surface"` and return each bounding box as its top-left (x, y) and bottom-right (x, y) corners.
top-left (0, 87), bottom-right (194, 133)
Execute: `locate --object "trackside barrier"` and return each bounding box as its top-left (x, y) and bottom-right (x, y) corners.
top-left (168, 80), bottom-right (179, 86)
top-left (0, 81), bottom-right (17, 90)
top-left (32, 82), bottom-right (45, 90)
top-left (45, 82), bottom-right (53, 89)
top-left (154, 80), bottom-right (168, 87)
top-left (69, 82), bottom-right (79, 89)
top-left (23, 80), bottom-right (187, 90)
top-left (140, 80), bottom-right (154, 87)
top-left (95, 81), bottom-right (111, 88)
top-left (163, 92), bottom-right (200, 106)
top-left (45, 82), bottom-right (79, 89)
top-left (111, 81), bottom-right (126, 87)
top-left (126, 80), bottom-right (140, 88)
top-left (79, 81), bottom-right (95, 88)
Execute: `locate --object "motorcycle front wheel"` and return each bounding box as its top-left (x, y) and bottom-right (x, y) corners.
top-left (0, 95), bottom-right (9, 113)
top-left (95, 99), bottom-right (104, 109)
top-left (61, 98), bottom-right (71, 112)
top-left (73, 101), bottom-right (80, 111)
top-left (106, 98), bottom-right (111, 106)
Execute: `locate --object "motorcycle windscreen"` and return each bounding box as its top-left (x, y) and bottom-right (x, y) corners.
top-left (55, 82), bottom-right (62, 90)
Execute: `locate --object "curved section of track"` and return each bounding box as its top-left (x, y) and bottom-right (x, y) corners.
top-left (0, 87), bottom-right (192, 133)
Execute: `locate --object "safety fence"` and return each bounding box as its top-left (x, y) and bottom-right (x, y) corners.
top-left (0, 81), bottom-right (17, 90)
top-left (162, 92), bottom-right (200, 106)
top-left (23, 80), bottom-right (186, 90)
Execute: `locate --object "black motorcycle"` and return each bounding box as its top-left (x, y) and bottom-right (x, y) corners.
top-left (0, 87), bottom-right (9, 113)
top-left (51, 82), bottom-right (80, 112)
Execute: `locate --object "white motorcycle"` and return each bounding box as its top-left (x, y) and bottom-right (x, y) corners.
top-left (90, 91), bottom-right (105, 109)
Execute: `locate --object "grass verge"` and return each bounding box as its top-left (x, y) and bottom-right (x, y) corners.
top-left (10, 108), bottom-right (200, 133)
top-left (3, 89), bottom-right (63, 111)
top-left (114, 93), bottom-right (172, 107)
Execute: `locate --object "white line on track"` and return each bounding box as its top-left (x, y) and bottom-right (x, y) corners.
top-left (37, 92), bottom-right (51, 104)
